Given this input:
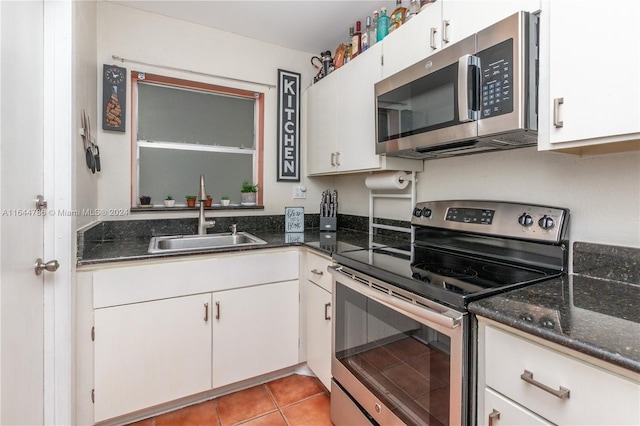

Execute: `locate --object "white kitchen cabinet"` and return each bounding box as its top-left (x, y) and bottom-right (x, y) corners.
top-left (94, 293), bottom-right (213, 422)
top-left (212, 280), bottom-right (299, 388)
top-left (304, 252), bottom-right (333, 390)
top-left (381, 1), bottom-right (443, 78)
top-left (305, 42), bottom-right (422, 176)
top-left (86, 249), bottom-right (300, 422)
top-left (477, 319), bottom-right (640, 425)
top-left (380, 0), bottom-right (540, 79)
top-left (538, 0), bottom-right (640, 153)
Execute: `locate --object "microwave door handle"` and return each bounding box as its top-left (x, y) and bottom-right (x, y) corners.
top-left (457, 54), bottom-right (481, 122)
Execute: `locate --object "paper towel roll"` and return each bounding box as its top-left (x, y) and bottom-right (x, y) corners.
top-left (365, 171), bottom-right (409, 190)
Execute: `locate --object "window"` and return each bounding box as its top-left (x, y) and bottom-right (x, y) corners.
top-left (132, 72), bottom-right (263, 206)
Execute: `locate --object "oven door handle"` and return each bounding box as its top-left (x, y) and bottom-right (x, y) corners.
top-left (329, 265), bottom-right (463, 330)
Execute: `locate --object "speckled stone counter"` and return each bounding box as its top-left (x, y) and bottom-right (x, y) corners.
top-left (76, 214), bottom-right (409, 266)
top-left (469, 242), bottom-right (640, 374)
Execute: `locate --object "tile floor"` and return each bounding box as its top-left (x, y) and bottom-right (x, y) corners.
top-left (129, 374), bottom-right (331, 426)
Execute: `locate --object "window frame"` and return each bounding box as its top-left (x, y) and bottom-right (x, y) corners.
top-left (130, 71), bottom-right (264, 207)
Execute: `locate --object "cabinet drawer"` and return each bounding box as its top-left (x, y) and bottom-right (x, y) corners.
top-left (484, 388), bottom-right (551, 426)
top-left (306, 252), bottom-right (332, 292)
top-left (485, 326), bottom-right (640, 425)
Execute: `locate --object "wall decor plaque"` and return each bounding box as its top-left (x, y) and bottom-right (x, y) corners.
top-left (277, 69), bottom-right (301, 181)
top-left (284, 207), bottom-right (304, 233)
top-left (102, 64), bottom-right (126, 132)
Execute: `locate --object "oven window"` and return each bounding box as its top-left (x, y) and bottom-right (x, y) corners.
top-left (335, 283), bottom-right (451, 425)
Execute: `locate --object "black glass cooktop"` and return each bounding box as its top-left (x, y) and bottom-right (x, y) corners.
top-left (333, 244), bottom-right (559, 310)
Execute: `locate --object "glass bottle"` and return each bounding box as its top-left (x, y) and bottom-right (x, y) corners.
top-left (371, 10), bottom-right (379, 46)
top-left (345, 26), bottom-right (354, 63)
top-left (351, 21), bottom-right (362, 58)
top-left (362, 16), bottom-right (371, 52)
top-left (407, 0), bottom-right (420, 21)
top-left (389, 0), bottom-right (407, 33)
top-left (376, 7), bottom-right (389, 42)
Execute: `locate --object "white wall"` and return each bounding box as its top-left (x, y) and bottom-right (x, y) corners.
top-left (95, 2), bottom-right (334, 220)
top-left (336, 147), bottom-right (640, 248)
top-left (75, 1), bottom-right (98, 228)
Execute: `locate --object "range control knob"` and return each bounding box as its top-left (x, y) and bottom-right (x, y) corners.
top-left (413, 207), bottom-right (423, 217)
top-left (421, 208), bottom-right (432, 218)
top-left (538, 215), bottom-right (555, 230)
top-left (518, 213), bottom-right (534, 227)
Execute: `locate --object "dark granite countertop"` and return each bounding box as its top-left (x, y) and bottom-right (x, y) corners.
top-left (469, 275), bottom-right (640, 374)
top-left (77, 228), bottom-right (402, 266)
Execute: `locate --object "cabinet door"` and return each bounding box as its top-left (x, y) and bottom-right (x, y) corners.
top-left (484, 388), bottom-right (552, 426)
top-left (306, 75), bottom-right (338, 175)
top-left (441, 0), bottom-right (540, 48)
top-left (212, 280), bottom-right (299, 388)
top-left (540, 0), bottom-right (640, 149)
top-left (381, 2), bottom-right (443, 79)
top-left (306, 280), bottom-right (332, 390)
top-left (94, 294), bottom-right (212, 422)
top-left (336, 43), bottom-right (384, 172)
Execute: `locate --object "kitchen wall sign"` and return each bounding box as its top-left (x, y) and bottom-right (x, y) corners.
top-left (102, 64), bottom-right (126, 132)
top-left (284, 207), bottom-right (304, 233)
top-left (277, 69), bottom-right (300, 182)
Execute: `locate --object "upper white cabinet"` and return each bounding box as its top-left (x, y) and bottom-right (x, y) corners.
top-left (305, 42), bottom-right (423, 176)
top-left (538, 0), bottom-right (640, 153)
top-left (381, 0), bottom-right (540, 79)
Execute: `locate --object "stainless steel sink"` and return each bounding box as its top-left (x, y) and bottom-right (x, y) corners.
top-left (148, 232), bottom-right (267, 254)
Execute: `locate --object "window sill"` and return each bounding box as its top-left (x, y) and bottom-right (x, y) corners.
top-left (130, 204), bottom-right (265, 213)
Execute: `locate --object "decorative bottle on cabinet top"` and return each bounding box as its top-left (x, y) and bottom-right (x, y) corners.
top-left (389, 0), bottom-right (407, 32)
top-left (351, 20), bottom-right (362, 58)
top-left (377, 7), bottom-right (389, 41)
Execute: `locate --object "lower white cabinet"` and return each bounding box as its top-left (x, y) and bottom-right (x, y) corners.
top-left (304, 252), bottom-right (333, 390)
top-left (212, 280), bottom-right (299, 388)
top-left (94, 294), bottom-right (213, 422)
top-left (87, 249), bottom-right (300, 423)
top-left (478, 319), bottom-right (640, 425)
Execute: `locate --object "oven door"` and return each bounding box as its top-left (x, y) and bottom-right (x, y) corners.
top-left (330, 265), bottom-right (467, 426)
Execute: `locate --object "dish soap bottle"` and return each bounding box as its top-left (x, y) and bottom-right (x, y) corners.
top-left (377, 7), bottom-right (389, 42)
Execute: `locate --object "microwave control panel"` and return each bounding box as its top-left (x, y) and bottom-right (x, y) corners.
top-left (478, 38), bottom-right (514, 119)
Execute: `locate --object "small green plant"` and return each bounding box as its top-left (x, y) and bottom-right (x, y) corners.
top-left (185, 195), bottom-right (197, 200)
top-left (221, 195), bottom-right (229, 200)
top-left (139, 195), bottom-right (151, 205)
top-left (241, 181), bottom-right (258, 193)
top-left (165, 195), bottom-right (173, 200)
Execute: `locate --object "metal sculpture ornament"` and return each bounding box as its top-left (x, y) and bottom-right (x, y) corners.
top-left (277, 69), bottom-right (301, 181)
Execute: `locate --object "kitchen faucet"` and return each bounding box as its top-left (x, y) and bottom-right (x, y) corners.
top-left (197, 175), bottom-right (215, 235)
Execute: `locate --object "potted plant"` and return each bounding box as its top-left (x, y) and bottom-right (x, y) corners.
top-left (185, 195), bottom-right (197, 208)
top-left (139, 195), bottom-right (152, 207)
top-left (163, 195), bottom-right (175, 208)
top-left (240, 181), bottom-right (258, 205)
top-left (204, 195), bottom-right (213, 207)
top-left (221, 195), bottom-right (230, 206)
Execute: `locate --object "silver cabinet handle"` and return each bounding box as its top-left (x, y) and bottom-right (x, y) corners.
top-left (35, 258), bottom-right (59, 276)
top-left (215, 301), bottom-right (220, 320)
top-left (488, 409), bottom-right (500, 426)
top-left (335, 152), bottom-right (341, 166)
top-left (204, 303), bottom-right (209, 322)
top-left (442, 19), bottom-right (450, 43)
top-left (330, 152), bottom-right (336, 166)
top-left (554, 97), bottom-right (564, 128)
top-left (324, 302), bottom-right (331, 320)
top-left (520, 370), bottom-right (570, 399)
top-left (430, 27), bottom-right (438, 49)
top-left (311, 269), bottom-right (324, 276)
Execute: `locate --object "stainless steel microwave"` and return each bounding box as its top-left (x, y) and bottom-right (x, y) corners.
top-left (375, 11), bottom-right (539, 159)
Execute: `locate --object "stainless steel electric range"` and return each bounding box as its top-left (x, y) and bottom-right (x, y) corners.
top-left (329, 200), bottom-right (569, 426)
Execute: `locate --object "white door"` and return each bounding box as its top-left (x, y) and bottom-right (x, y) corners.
top-left (1, 1), bottom-right (72, 424)
top-left (1, 1), bottom-right (46, 424)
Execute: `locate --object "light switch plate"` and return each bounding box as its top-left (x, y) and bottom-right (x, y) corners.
top-left (293, 185), bottom-right (306, 199)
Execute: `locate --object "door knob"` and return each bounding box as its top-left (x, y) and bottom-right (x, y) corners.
top-left (35, 258), bottom-right (59, 276)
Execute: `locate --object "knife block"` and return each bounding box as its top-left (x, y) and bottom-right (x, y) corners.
top-left (320, 217), bottom-right (337, 232)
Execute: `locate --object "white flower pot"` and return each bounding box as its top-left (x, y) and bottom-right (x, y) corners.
top-left (164, 199), bottom-right (175, 207)
top-left (221, 199), bottom-right (230, 206)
